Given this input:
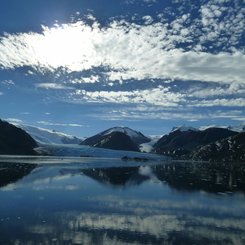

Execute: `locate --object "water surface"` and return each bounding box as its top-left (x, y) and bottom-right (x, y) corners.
top-left (0, 158), bottom-right (245, 245)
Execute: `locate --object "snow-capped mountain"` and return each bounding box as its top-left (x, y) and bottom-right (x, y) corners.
top-left (81, 126), bottom-right (150, 151)
top-left (171, 126), bottom-right (199, 132)
top-left (87, 131), bottom-right (140, 152)
top-left (12, 124), bottom-right (82, 145)
top-left (171, 124), bottom-right (245, 134)
top-left (101, 127), bottom-right (150, 145)
top-left (199, 125), bottom-right (245, 133)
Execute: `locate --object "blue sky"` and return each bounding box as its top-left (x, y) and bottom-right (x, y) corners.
top-left (0, 0), bottom-right (245, 137)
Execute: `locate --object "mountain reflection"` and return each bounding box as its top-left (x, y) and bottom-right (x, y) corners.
top-left (1, 159), bottom-right (245, 194)
top-left (153, 161), bottom-right (245, 194)
top-left (78, 161), bottom-right (245, 194)
top-left (81, 166), bottom-right (150, 187)
top-left (0, 162), bottom-right (36, 188)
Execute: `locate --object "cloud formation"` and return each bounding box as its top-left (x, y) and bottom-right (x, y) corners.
top-left (5, 118), bottom-right (23, 123)
top-left (75, 86), bottom-right (184, 106)
top-left (36, 83), bottom-right (74, 90)
top-left (0, 3), bottom-right (244, 85)
top-left (0, 0), bottom-right (244, 125)
top-left (37, 121), bottom-right (85, 127)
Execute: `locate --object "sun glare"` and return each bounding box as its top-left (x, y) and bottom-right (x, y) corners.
top-left (32, 22), bottom-right (100, 71)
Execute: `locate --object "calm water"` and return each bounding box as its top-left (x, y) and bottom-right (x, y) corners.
top-left (0, 158), bottom-right (245, 245)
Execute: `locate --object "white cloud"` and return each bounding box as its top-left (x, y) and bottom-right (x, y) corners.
top-left (142, 15), bottom-right (154, 24)
top-left (5, 118), bottom-right (23, 123)
top-left (232, 117), bottom-right (245, 121)
top-left (188, 83), bottom-right (245, 98)
top-left (20, 112), bottom-right (31, 115)
top-left (71, 75), bottom-right (99, 84)
top-left (91, 106), bottom-right (245, 121)
top-left (190, 98), bottom-right (245, 107)
top-left (0, 91), bottom-right (3, 95)
top-left (75, 86), bottom-right (184, 106)
top-left (37, 121), bottom-right (85, 127)
top-left (0, 1), bottom-right (244, 120)
top-left (1, 79), bottom-right (15, 88)
top-left (199, 0), bottom-right (245, 47)
top-left (0, 10), bottom-right (244, 85)
top-left (36, 83), bottom-right (74, 90)
top-left (73, 83), bottom-right (245, 109)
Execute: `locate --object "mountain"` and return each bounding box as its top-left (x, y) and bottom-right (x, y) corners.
top-left (154, 127), bottom-right (238, 158)
top-left (191, 132), bottom-right (245, 162)
top-left (171, 126), bottom-right (199, 132)
top-left (152, 161), bottom-right (245, 193)
top-left (12, 123), bottom-right (82, 145)
top-left (0, 162), bottom-right (36, 188)
top-left (87, 131), bottom-right (140, 152)
top-left (0, 119), bottom-right (37, 155)
top-left (81, 126), bottom-right (150, 151)
top-left (199, 125), bottom-right (245, 133)
top-left (81, 167), bottom-right (150, 188)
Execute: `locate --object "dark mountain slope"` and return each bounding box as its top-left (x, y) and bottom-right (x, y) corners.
top-left (89, 131), bottom-right (140, 152)
top-left (191, 132), bottom-right (245, 162)
top-left (0, 119), bottom-right (37, 155)
top-left (0, 162), bottom-right (36, 188)
top-left (154, 127), bottom-right (238, 158)
top-left (152, 161), bottom-right (245, 193)
top-left (81, 127), bottom-right (150, 147)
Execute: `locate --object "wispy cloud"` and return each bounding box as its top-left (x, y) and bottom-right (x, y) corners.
top-left (5, 118), bottom-right (23, 123)
top-left (20, 112), bottom-right (31, 115)
top-left (37, 121), bottom-right (85, 127)
top-left (187, 83), bottom-right (245, 98)
top-left (36, 83), bottom-right (74, 90)
top-left (90, 106), bottom-right (245, 122)
top-left (1, 80), bottom-right (15, 89)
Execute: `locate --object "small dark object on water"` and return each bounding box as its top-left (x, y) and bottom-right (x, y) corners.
top-left (121, 156), bottom-right (149, 162)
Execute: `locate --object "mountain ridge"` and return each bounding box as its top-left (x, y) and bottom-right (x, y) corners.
top-left (1, 119), bottom-right (245, 161)
top-left (13, 123), bottom-right (82, 145)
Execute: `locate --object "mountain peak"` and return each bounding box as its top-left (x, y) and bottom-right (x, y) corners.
top-left (171, 125), bottom-right (199, 133)
top-left (103, 126), bottom-right (147, 140)
top-left (81, 126), bottom-right (150, 151)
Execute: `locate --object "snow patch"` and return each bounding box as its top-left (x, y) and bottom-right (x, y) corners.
top-left (171, 126), bottom-right (199, 132)
top-left (199, 125), bottom-right (245, 132)
top-left (139, 136), bottom-right (161, 153)
top-left (103, 126), bottom-right (144, 139)
top-left (12, 123), bottom-right (83, 145)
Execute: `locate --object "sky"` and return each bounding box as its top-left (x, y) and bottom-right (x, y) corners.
top-left (0, 0), bottom-right (245, 137)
